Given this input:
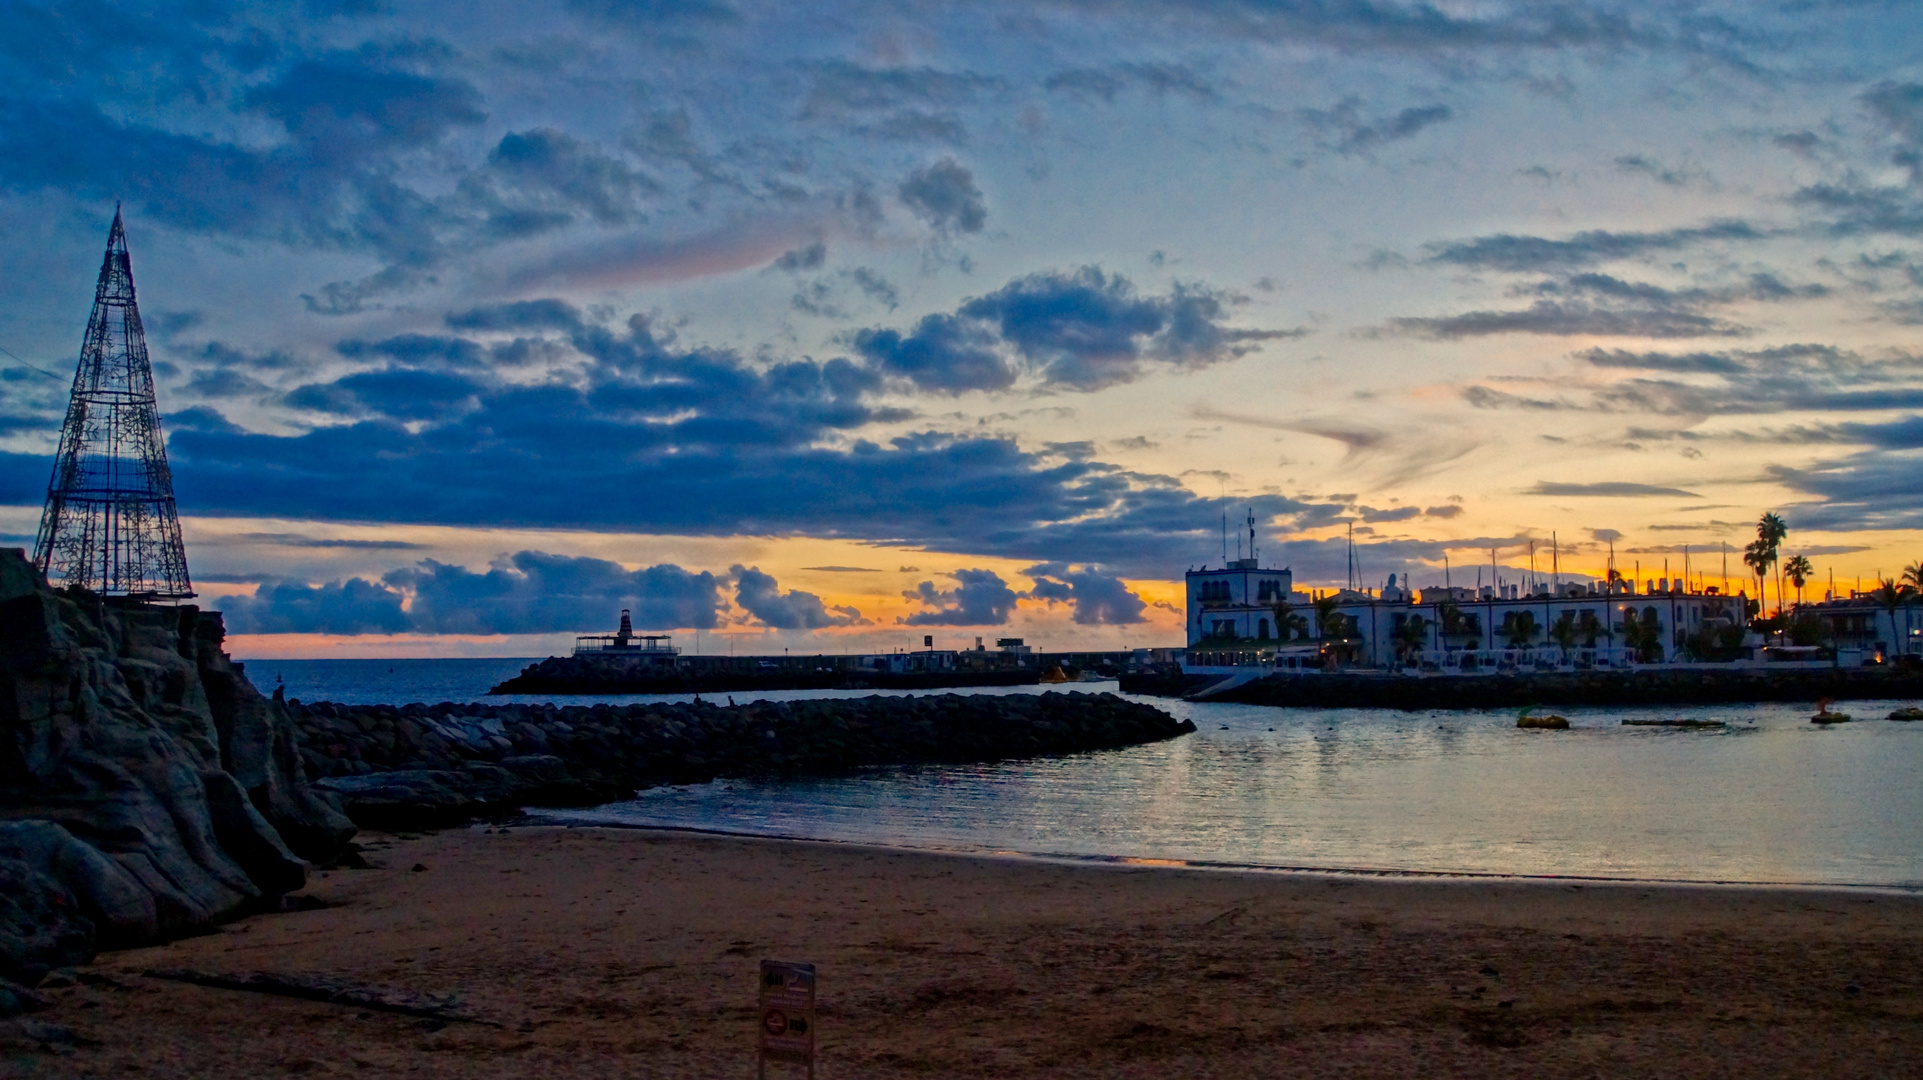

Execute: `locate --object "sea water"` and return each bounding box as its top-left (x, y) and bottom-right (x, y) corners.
top-left (253, 657), bottom-right (1923, 888)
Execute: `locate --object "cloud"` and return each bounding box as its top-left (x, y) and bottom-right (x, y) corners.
top-left (731, 564), bottom-right (864, 628)
top-left (1469, 344), bottom-right (1923, 417)
top-left (235, 533), bottom-right (427, 551)
top-left (1420, 220), bottom-right (1766, 273)
top-left (1021, 562), bottom-right (1148, 625)
top-left (222, 577), bottom-right (411, 635)
top-left (1044, 63), bottom-right (1219, 103)
top-left (1578, 347), bottom-right (1745, 375)
top-left (1770, 450), bottom-right (1923, 531)
top-left (899, 568), bottom-right (1020, 625)
top-left (1391, 300), bottom-right (1747, 340)
top-left (802, 566), bottom-right (879, 573)
top-left (1591, 528), bottom-right (1623, 543)
top-left (1527, 482), bottom-right (1702, 498)
top-left (1303, 99), bottom-right (1454, 153)
top-left (772, 242), bottom-right (827, 272)
top-left (1424, 505), bottom-right (1464, 519)
top-left (387, 550), bottom-right (722, 634)
top-left (857, 266), bottom-right (1297, 393)
top-left (898, 157), bottom-right (986, 234)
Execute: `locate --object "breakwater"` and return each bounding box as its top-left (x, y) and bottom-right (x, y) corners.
top-left (287, 692), bottom-right (1194, 831)
top-left (1120, 667), bottom-right (1923, 708)
top-left (489, 653), bottom-right (1039, 695)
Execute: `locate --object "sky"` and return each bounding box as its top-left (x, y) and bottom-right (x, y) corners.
top-left (3, 0), bottom-right (1923, 658)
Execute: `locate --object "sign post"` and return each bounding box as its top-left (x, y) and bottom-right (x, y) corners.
top-left (758, 960), bottom-right (816, 1079)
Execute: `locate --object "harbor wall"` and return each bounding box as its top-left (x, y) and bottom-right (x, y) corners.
top-left (1120, 666), bottom-right (1923, 708)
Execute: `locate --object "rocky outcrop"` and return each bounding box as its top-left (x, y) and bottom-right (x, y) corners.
top-left (0, 548), bottom-right (354, 991)
top-left (287, 692), bottom-right (1195, 830)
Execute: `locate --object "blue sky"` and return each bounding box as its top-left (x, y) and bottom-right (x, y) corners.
top-left (3, 1), bottom-right (1922, 655)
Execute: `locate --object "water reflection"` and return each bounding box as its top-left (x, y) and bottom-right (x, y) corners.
top-left (255, 659), bottom-right (1923, 887)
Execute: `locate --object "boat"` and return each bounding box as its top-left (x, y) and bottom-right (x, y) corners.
top-left (1889, 705), bottom-right (1923, 721)
top-left (1039, 664), bottom-right (1073, 684)
top-left (1810, 698), bottom-right (1851, 724)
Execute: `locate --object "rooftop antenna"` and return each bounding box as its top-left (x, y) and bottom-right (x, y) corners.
top-left (1528, 540), bottom-right (1536, 592)
top-left (1247, 507), bottom-right (1257, 565)
top-left (1346, 521), bottom-right (1357, 591)
top-left (1552, 532), bottom-right (1559, 590)
top-left (1608, 538), bottom-right (1616, 586)
top-left (1221, 510), bottom-right (1227, 563)
top-left (1683, 545), bottom-right (1691, 594)
top-left (1444, 551), bottom-right (1451, 590)
top-left (1722, 541), bottom-right (1729, 597)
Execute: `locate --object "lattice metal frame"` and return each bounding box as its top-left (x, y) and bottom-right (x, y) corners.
top-left (33, 209), bottom-right (193, 599)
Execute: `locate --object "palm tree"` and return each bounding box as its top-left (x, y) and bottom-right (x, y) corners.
top-left (1742, 539), bottom-right (1771, 632)
top-left (1784, 555), bottom-right (1813, 609)
top-left (1392, 615), bottom-right (1429, 664)
top-left (1548, 611), bottom-right (1578, 661)
top-left (1871, 578), bottom-right (1915, 661)
top-left (1313, 595), bottom-right (1347, 642)
top-left (1903, 561), bottom-right (1923, 594)
top-left (1757, 512), bottom-right (1788, 617)
top-left (1502, 610), bottom-right (1539, 649)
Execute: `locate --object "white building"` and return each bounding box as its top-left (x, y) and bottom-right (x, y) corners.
top-left (1185, 568), bottom-right (1752, 673)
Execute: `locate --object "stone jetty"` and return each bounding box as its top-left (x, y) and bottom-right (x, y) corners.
top-left (286, 692), bottom-right (1194, 831)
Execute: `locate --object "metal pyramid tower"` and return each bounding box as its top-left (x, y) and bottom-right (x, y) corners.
top-left (33, 208), bottom-right (193, 599)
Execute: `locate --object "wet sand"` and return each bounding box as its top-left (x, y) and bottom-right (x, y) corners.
top-left (11, 826), bottom-right (1922, 1078)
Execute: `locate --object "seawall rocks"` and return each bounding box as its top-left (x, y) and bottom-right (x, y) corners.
top-left (286, 693), bottom-right (1195, 831)
top-left (490, 654), bottom-right (1039, 695)
top-left (0, 548), bottom-right (354, 995)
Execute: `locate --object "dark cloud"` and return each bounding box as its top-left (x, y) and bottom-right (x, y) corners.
top-left (858, 267), bottom-right (1296, 393)
top-left (1421, 220), bottom-right (1766, 273)
top-left (147, 304), bottom-right (1343, 578)
top-left (1303, 99), bottom-right (1453, 153)
top-left (1614, 154), bottom-right (1691, 187)
top-left (1424, 505), bottom-right (1464, 519)
top-left (236, 532), bottom-right (427, 551)
top-left (1527, 482), bottom-right (1702, 498)
top-left (897, 157), bottom-right (987, 234)
top-left (899, 569), bottom-right (1020, 626)
top-left (388, 550), bottom-right (721, 634)
top-left (1392, 300), bottom-right (1745, 339)
top-left (1471, 344), bottom-right (1923, 418)
top-left (801, 62), bottom-right (1000, 119)
top-left (445, 299), bottom-right (586, 333)
top-left (731, 565), bottom-right (864, 629)
top-left (1021, 563), bottom-right (1148, 625)
top-left (221, 577), bottom-right (410, 635)
top-left (464, 128), bottom-right (656, 228)
top-left (1578, 347), bottom-right (1745, 375)
top-left (1044, 63), bottom-right (1219, 103)
top-left (244, 52), bottom-right (487, 158)
top-left (1772, 450), bottom-right (1923, 532)
top-left (282, 367), bottom-right (484, 421)
top-left (772, 242), bottom-right (827, 272)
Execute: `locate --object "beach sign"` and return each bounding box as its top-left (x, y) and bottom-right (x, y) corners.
top-left (758, 959), bottom-right (816, 1078)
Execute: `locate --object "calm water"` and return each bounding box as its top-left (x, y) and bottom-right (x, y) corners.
top-left (252, 657), bottom-right (1923, 888)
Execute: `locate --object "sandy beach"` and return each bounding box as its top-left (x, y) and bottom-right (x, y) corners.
top-left (10, 826), bottom-right (1920, 1078)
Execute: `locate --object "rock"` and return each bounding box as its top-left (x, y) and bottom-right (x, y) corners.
top-left (0, 858), bottom-right (90, 988)
top-left (0, 982), bottom-right (49, 1019)
top-left (1517, 714), bottom-right (1570, 729)
top-left (0, 547), bottom-right (356, 955)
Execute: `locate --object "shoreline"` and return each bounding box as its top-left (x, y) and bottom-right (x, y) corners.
top-left (524, 815), bottom-right (1923, 895)
top-left (27, 825), bottom-right (1921, 1078)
